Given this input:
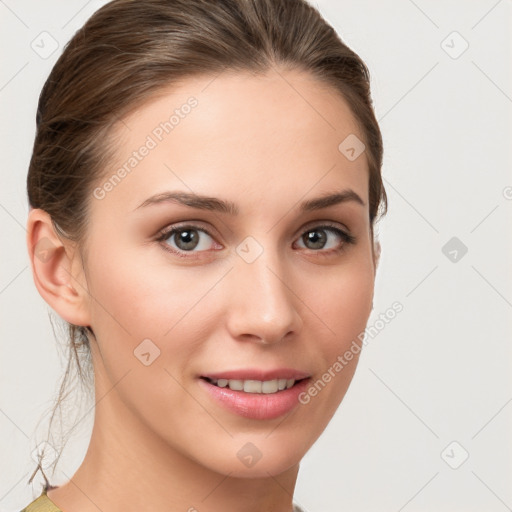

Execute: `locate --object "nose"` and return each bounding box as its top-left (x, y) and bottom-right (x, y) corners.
top-left (224, 244), bottom-right (303, 345)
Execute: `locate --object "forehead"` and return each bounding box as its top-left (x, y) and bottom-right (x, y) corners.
top-left (96, 68), bottom-right (369, 215)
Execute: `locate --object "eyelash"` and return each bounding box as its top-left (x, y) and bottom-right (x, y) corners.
top-left (155, 222), bottom-right (357, 259)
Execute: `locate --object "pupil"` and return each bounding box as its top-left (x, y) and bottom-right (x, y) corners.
top-left (176, 229), bottom-right (198, 250)
top-left (305, 230), bottom-right (326, 249)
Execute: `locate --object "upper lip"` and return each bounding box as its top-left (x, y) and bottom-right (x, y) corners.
top-left (201, 368), bottom-right (311, 381)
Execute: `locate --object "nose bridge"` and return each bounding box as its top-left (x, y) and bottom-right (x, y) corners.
top-left (225, 236), bottom-right (302, 343)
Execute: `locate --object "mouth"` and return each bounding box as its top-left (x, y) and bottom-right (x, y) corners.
top-left (198, 371), bottom-right (312, 420)
top-left (200, 376), bottom-right (307, 394)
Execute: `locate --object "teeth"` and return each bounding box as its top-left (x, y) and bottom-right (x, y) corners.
top-left (208, 378), bottom-right (297, 393)
top-left (261, 380), bottom-right (278, 393)
top-left (229, 379), bottom-right (244, 391)
top-left (244, 380), bottom-right (262, 393)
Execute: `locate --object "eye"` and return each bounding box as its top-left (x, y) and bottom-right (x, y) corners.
top-left (295, 224), bottom-right (356, 253)
top-left (156, 224), bottom-right (220, 257)
top-left (155, 222), bottom-right (356, 259)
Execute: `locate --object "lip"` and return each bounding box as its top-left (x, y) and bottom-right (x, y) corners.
top-left (201, 368), bottom-right (310, 381)
top-left (198, 373), bottom-right (311, 421)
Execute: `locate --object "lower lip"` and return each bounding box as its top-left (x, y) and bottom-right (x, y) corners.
top-left (198, 378), bottom-right (310, 420)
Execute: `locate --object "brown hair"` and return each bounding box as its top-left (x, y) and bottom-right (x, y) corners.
top-left (27, 0), bottom-right (387, 486)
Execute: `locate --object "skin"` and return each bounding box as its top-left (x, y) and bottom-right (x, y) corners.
top-left (27, 67), bottom-right (380, 512)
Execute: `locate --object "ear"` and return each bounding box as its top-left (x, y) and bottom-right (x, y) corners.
top-left (26, 208), bottom-right (91, 327)
top-left (373, 238), bottom-right (381, 275)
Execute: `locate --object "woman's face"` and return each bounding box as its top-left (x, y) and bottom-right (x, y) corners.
top-left (78, 68), bottom-right (377, 477)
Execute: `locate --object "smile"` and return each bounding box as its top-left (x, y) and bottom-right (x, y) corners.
top-left (199, 372), bottom-right (312, 420)
top-left (203, 377), bottom-right (299, 394)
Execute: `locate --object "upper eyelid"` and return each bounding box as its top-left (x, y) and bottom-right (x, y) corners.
top-left (158, 222), bottom-right (214, 238)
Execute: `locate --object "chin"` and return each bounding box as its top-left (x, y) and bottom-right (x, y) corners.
top-left (194, 431), bottom-right (315, 479)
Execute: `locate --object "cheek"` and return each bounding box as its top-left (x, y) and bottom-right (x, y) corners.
top-left (85, 244), bottom-right (205, 339)
top-left (83, 243), bottom-right (224, 392)
top-left (309, 260), bottom-right (374, 344)
top-left (303, 260), bottom-right (374, 402)
top-left (83, 247), bottom-right (211, 428)
top-left (330, 273), bottom-right (374, 344)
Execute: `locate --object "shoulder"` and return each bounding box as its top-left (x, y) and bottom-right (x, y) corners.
top-left (18, 489), bottom-right (62, 512)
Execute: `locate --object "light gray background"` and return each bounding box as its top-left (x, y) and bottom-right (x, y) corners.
top-left (1, 1), bottom-right (511, 511)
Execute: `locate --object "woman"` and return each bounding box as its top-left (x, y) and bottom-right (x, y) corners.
top-left (21, 0), bottom-right (387, 510)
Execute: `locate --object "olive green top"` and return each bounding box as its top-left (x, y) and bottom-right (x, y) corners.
top-left (19, 487), bottom-right (61, 512)
top-left (19, 487), bottom-right (307, 512)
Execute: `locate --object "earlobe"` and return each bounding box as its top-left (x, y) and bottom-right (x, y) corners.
top-left (26, 208), bottom-right (91, 327)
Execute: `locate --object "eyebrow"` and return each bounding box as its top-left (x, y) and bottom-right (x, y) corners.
top-left (135, 189), bottom-right (365, 214)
